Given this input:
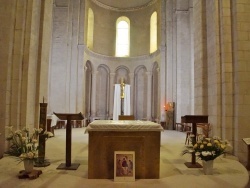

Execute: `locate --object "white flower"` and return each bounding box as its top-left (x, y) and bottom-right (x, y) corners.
top-left (195, 152), bottom-right (201, 156)
top-left (47, 132), bottom-right (54, 137)
top-left (38, 128), bottom-right (43, 133)
top-left (201, 151), bottom-right (212, 156)
top-left (5, 125), bottom-right (52, 160)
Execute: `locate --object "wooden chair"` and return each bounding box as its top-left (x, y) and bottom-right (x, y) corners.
top-left (55, 120), bottom-right (66, 129)
top-left (185, 123), bottom-right (211, 145)
top-left (118, 115), bottom-right (135, 120)
top-left (75, 120), bottom-right (83, 128)
top-left (197, 123), bottom-right (211, 138)
top-left (175, 123), bottom-right (191, 132)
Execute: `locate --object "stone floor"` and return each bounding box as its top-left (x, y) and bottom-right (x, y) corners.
top-left (0, 128), bottom-right (249, 188)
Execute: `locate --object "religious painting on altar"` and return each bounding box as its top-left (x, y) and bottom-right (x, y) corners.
top-left (114, 151), bottom-right (135, 182)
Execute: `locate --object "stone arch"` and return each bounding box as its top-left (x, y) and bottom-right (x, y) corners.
top-left (114, 65), bottom-right (130, 84)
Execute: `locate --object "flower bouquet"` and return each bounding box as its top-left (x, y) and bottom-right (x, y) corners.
top-left (182, 134), bottom-right (231, 161)
top-left (182, 134), bottom-right (232, 175)
top-left (5, 126), bottom-right (53, 161)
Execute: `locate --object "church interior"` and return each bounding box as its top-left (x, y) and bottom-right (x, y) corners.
top-left (0, 0), bottom-right (250, 187)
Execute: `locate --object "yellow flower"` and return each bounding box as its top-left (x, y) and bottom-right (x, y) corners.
top-left (193, 144), bottom-right (198, 148)
top-left (207, 143), bottom-right (212, 147)
top-left (220, 144), bottom-right (225, 149)
top-left (205, 138), bottom-right (211, 141)
top-left (200, 144), bottom-right (204, 149)
top-left (214, 140), bottom-right (219, 144)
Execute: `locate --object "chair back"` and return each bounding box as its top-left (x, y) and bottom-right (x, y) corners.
top-left (197, 123), bottom-right (211, 137)
top-left (118, 115), bottom-right (135, 120)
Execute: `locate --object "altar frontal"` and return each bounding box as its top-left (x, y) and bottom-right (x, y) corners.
top-left (85, 120), bottom-right (164, 179)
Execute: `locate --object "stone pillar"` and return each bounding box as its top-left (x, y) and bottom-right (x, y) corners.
top-left (160, 0), bottom-right (166, 122)
top-left (129, 73), bottom-right (134, 116)
top-left (146, 71), bottom-right (152, 120)
top-left (109, 73), bottom-right (115, 119)
top-left (37, 0), bottom-right (53, 119)
top-left (0, 0), bottom-right (15, 158)
top-left (193, 0), bottom-right (208, 115)
top-left (156, 68), bottom-right (161, 121)
top-left (176, 8), bottom-right (192, 121)
top-left (82, 64), bottom-right (88, 116)
top-left (91, 71), bottom-right (98, 119)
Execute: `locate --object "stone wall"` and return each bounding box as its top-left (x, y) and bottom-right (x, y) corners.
top-left (232, 0), bottom-right (250, 165)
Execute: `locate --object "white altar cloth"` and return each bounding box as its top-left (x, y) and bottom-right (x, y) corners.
top-left (85, 120), bottom-right (164, 133)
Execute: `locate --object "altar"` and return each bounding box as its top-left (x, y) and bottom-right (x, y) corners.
top-left (85, 120), bottom-right (164, 179)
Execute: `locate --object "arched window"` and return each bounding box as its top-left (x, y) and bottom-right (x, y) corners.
top-left (116, 17), bottom-right (130, 57)
top-left (87, 8), bottom-right (94, 49)
top-left (150, 12), bottom-right (157, 53)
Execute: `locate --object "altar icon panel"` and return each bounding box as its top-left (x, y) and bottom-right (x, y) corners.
top-left (114, 151), bottom-right (135, 182)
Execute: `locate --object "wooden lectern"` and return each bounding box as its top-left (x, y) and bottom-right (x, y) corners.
top-left (182, 115), bottom-right (208, 168)
top-left (54, 112), bottom-right (84, 170)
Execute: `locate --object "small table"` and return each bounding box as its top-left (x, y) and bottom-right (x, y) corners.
top-left (242, 138), bottom-right (250, 170)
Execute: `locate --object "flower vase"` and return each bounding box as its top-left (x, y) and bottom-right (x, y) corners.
top-left (23, 159), bottom-right (34, 173)
top-left (202, 160), bottom-right (213, 175)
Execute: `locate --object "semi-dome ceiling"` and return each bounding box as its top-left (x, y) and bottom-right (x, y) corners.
top-left (92, 0), bottom-right (157, 11)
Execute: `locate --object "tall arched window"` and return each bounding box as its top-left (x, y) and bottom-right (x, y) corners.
top-left (150, 12), bottom-right (157, 53)
top-left (87, 8), bottom-right (94, 49)
top-left (116, 17), bottom-right (130, 57)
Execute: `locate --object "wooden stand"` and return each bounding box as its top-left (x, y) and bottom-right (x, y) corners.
top-left (242, 138), bottom-right (250, 170)
top-left (182, 115), bottom-right (208, 168)
top-left (18, 170), bottom-right (42, 179)
top-left (54, 112), bottom-right (84, 170)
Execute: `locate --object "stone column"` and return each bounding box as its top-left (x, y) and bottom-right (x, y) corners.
top-left (129, 73), bottom-right (134, 116)
top-left (91, 70), bottom-right (98, 119)
top-left (146, 71), bottom-right (152, 120)
top-left (37, 0), bottom-right (53, 116)
top-left (109, 73), bottom-right (115, 119)
top-left (156, 68), bottom-right (161, 121)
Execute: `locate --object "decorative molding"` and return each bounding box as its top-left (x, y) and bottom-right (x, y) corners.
top-left (53, 0), bottom-right (68, 8)
top-left (91, 0), bottom-right (158, 12)
top-left (84, 47), bottom-right (160, 61)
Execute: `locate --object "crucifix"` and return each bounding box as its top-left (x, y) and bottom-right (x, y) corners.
top-left (120, 77), bottom-right (125, 115)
